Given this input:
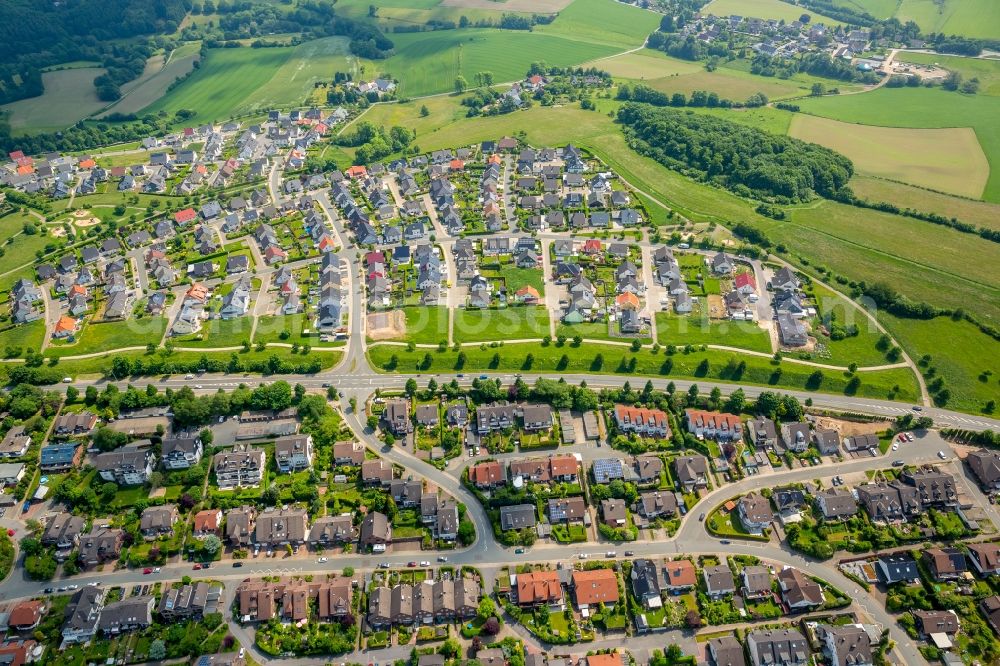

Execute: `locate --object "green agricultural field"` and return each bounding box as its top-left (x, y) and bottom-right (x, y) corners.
top-left (173, 317), bottom-right (254, 348)
top-left (702, 0), bottom-right (846, 25)
top-left (535, 0), bottom-right (661, 50)
top-left (368, 342), bottom-right (920, 400)
top-left (788, 114), bottom-right (989, 199)
top-left (140, 47), bottom-right (294, 123)
top-left (796, 87), bottom-right (1000, 202)
top-left (0, 320), bottom-right (45, 354)
top-left (244, 37), bottom-right (354, 109)
top-left (641, 66), bottom-right (802, 102)
top-left (848, 175), bottom-right (1000, 232)
top-left (880, 314), bottom-right (1000, 414)
top-left (46, 318), bottom-right (169, 357)
top-left (894, 0), bottom-right (1000, 40)
top-left (594, 50), bottom-right (703, 80)
top-left (0, 68), bottom-right (108, 134)
top-left (655, 313), bottom-right (773, 354)
top-left (775, 200), bottom-right (1000, 321)
top-left (402, 306), bottom-right (451, 345)
top-left (832, 0), bottom-right (899, 19)
top-left (371, 29), bottom-right (623, 98)
top-left (694, 106), bottom-right (794, 135)
top-left (897, 52), bottom-right (1000, 97)
top-left (97, 42), bottom-right (202, 118)
top-left (454, 307), bottom-right (550, 342)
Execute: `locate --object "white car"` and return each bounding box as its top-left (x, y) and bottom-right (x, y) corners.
top-left (185, 374), bottom-right (194, 380)
top-left (938, 450), bottom-right (948, 460)
top-left (419, 561), bottom-right (430, 567)
top-left (578, 553), bottom-right (588, 560)
top-left (317, 557), bottom-right (328, 563)
top-left (62, 377), bottom-right (73, 383)
top-left (892, 443), bottom-right (899, 451)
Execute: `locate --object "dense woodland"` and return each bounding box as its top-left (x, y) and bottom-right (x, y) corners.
top-left (616, 102), bottom-right (853, 202)
top-left (0, 0), bottom-right (189, 104)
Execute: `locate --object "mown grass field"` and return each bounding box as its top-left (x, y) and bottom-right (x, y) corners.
top-left (893, 0), bottom-right (1000, 39)
top-left (172, 317), bottom-right (254, 348)
top-left (0, 212), bottom-right (59, 284)
top-left (774, 200), bottom-right (1000, 321)
top-left (371, 29), bottom-right (622, 98)
top-left (655, 313), bottom-right (773, 354)
top-left (47, 318), bottom-right (169, 357)
top-left (14, 348), bottom-right (340, 381)
top-left (0, 320), bottom-right (45, 353)
top-left (788, 114), bottom-right (989, 198)
top-left (98, 42), bottom-right (202, 118)
top-left (848, 175), bottom-right (1000, 232)
top-left (535, 0), bottom-right (661, 50)
top-left (402, 306), bottom-right (450, 345)
top-left (454, 307), bottom-right (550, 342)
top-left (245, 37), bottom-right (354, 110)
top-left (0, 68), bottom-right (108, 134)
top-left (141, 47), bottom-right (293, 122)
top-left (368, 342), bottom-right (921, 400)
top-left (807, 283), bottom-right (891, 367)
top-left (702, 0), bottom-right (846, 25)
top-left (879, 313), bottom-right (1000, 414)
top-left (254, 313), bottom-right (341, 347)
top-left (796, 87), bottom-right (1000, 202)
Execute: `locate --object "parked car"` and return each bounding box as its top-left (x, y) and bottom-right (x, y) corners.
top-left (437, 556), bottom-right (448, 562)
top-left (193, 564), bottom-right (202, 570)
top-left (420, 560), bottom-right (430, 567)
top-left (143, 568), bottom-right (153, 575)
top-left (892, 459), bottom-right (905, 467)
top-left (407, 561), bottom-right (417, 567)
top-left (514, 548), bottom-right (525, 554)
top-left (938, 450), bottom-right (948, 460)
top-left (233, 562), bottom-right (243, 567)
top-left (624, 550), bottom-right (634, 557)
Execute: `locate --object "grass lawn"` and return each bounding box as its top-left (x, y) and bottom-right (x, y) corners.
top-left (27, 348), bottom-right (339, 380)
top-left (454, 308), bottom-right (550, 343)
top-left (789, 114), bottom-right (988, 199)
top-left (402, 306), bottom-right (450, 345)
top-left (255, 313), bottom-right (338, 347)
top-left (46, 318), bottom-right (169, 357)
top-left (497, 266), bottom-right (545, 296)
top-left (0, 319), bottom-right (45, 354)
top-left (173, 317), bottom-right (254, 348)
top-left (552, 523), bottom-right (588, 543)
top-left (796, 86), bottom-right (1000, 202)
top-left (880, 313), bottom-right (1000, 414)
top-left (368, 341), bottom-right (920, 401)
top-left (0, 212), bottom-right (60, 282)
top-left (803, 283), bottom-right (890, 367)
top-left (655, 312), bottom-right (772, 353)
